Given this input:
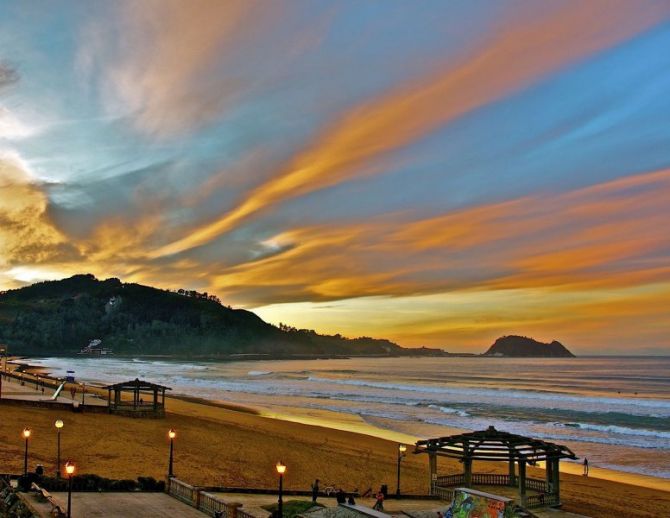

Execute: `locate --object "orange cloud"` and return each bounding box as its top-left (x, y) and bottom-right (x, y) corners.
top-left (152, 0), bottom-right (670, 257)
top-left (0, 157), bottom-right (79, 267)
top-left (213, 168), bottom-right (670, 306)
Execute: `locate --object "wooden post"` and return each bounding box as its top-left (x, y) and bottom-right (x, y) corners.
top-left (428, 451), bottom-right (437, 495)
top-left (553, 459), bottom-right (561, 506)
top-left (463, 457), bottom-right (472, 488)
top-left (518, 459), bottom-right (527, 507)
top-left (545, 458), bottom-right (553, 494)
top-left (508, 455), bottom-right (516, 486)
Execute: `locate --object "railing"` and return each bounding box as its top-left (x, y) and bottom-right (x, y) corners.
top-left (167, 478), bottom-right (258, 517)
top-left (471, 473), bottom-right (511, 486)
top-left (525, 493), bottom-right (559, 508)
top-left (199, 492), bottom-right (228, 517)
top-left (432, 485), bottom-right (454, 502)
top-left (435, 474), bottom-right (464, 487)
top-left (525, 478), bottom-right (547, 493)
top-left (168, 477), bottom-right (195, 505)
top-left (435, 473), bottom-right (547, 492)
top-left (237, 508), bottom-right (256, 518)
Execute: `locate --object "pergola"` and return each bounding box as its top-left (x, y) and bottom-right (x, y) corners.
top-left (414, 426), bottom-right (576, 509)
top-left (105, 378), bottom-right (171, 418)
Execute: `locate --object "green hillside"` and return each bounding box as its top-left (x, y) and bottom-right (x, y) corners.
top-left (0, 274), bottom-right (425, 357)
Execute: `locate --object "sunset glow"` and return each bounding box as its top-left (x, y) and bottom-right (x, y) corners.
top-left (1, 1), bottom-right (669, 354)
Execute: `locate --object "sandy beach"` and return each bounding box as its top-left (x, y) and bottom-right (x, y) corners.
top-left (2, 378), bottom-right (670, 518)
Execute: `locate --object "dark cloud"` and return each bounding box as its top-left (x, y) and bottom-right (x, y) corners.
top-left (0, 61), bottom-right (19, 90)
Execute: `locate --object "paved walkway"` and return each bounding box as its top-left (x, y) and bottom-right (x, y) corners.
top-left (0, 374), bottom-right (107, 406)
top-left (212, 493), bottom-right (448, 518)
top-left (45, 492), bottom-right (207, 517)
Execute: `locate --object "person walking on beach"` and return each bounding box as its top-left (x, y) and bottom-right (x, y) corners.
top-left (373, 491), bottom-right (384, 511)
top-left (311, 479), bottom-right (320, 502)
top-left (583, 457), bottom-right (589, 476)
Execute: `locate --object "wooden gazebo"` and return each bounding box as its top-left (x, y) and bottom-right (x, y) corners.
top-left (415, 426), bottom-right (576, 509)
top-left (105, 378), bottom-right (171, 418)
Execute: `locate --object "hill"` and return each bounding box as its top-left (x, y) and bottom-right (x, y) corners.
top-left (0, 274), bottom-right (444, 358)
top-left (483, 335), bottom-right (575, 357)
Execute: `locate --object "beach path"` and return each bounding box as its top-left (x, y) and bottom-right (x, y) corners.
top-left (40, 492), bottom-right (207, 517)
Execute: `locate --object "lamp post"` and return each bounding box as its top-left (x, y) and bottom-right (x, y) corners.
top-left (55, 420), bottom-right (64, 478)
top-left (22, 428), bottom-right (31, 475)
top-left (65, 461), bottom-right (75, 518)
top-left (276, 461), bottom-right (286, 518)
top-left (168, 429), bottom-right (176, 477)
top-left (396, 444), bottom-right (407, 496)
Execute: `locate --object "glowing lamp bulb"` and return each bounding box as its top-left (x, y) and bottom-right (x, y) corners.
top-left (399, 444), bottom-right (407, 453)
top-left (22, 428), bottom-right (31, 439)
top-left (276, 461), bottom-right (286, 475)
top-left (65, 461), bottom-right (75, 475)
top-left (168, 429), bottom-right (176, 439)
top-left (55, 419), bottom-right (64, 429)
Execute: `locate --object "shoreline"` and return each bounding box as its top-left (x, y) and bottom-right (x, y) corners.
top-left (7, 357), bottom-right (670, 494)
top-left (1, 375), bottom-right (670, 516)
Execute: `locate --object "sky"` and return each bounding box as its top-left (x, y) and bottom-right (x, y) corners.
top-left (1, 1), bottom-right (669, 354)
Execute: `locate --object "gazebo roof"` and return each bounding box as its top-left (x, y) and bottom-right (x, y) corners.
top-left (103, 378), bottom-right (172, 391)
top-left (414, 426), bottom-right (576, 462)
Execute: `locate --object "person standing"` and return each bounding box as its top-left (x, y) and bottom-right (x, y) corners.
top-left (583, 458), bottom-right (589, 476)
top-left (373, 491), bottom-right (384, 511)
top-left (311, 479), bottom-right (320, 503)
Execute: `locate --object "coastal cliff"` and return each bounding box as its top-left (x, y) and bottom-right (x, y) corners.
top-left (483, 335), bottom-right (575, 357)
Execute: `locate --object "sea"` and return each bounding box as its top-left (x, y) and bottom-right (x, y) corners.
top-left (21, 356), bottom-right (670, 480)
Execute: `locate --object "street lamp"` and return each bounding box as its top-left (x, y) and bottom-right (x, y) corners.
top-left (22, 428), bottom-right (31, 475)
top-left (276, 461), bottom-right (286, 518)
top-left (396, 444), bottom-right (407, 496)
top-left (168, 429), bottom-right (176, 477)
top-left (55, 420), bottom-right (64, 478)
top-left (65, 461), bottom-right (75, 518)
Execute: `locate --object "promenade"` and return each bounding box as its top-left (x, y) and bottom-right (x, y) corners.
top-left (0, 372), bottom-right (107, 407)
top-left (21, 491), bottom-right (207, 517)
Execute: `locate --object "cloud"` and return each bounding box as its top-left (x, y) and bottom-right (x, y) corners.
top-left (212, 168), bottom-right (670, 306)
top-left (0, 61), bottom-right (18, 90)
top-left (81, 0), bottom-right (290, 137)
top-left (151, 0), bottom-right (670, 257)
top-left (0, 157), bottom-right (81, 267)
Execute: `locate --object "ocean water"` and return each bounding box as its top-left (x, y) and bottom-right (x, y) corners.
top-left (22, 356), bottom-right (670, 479)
